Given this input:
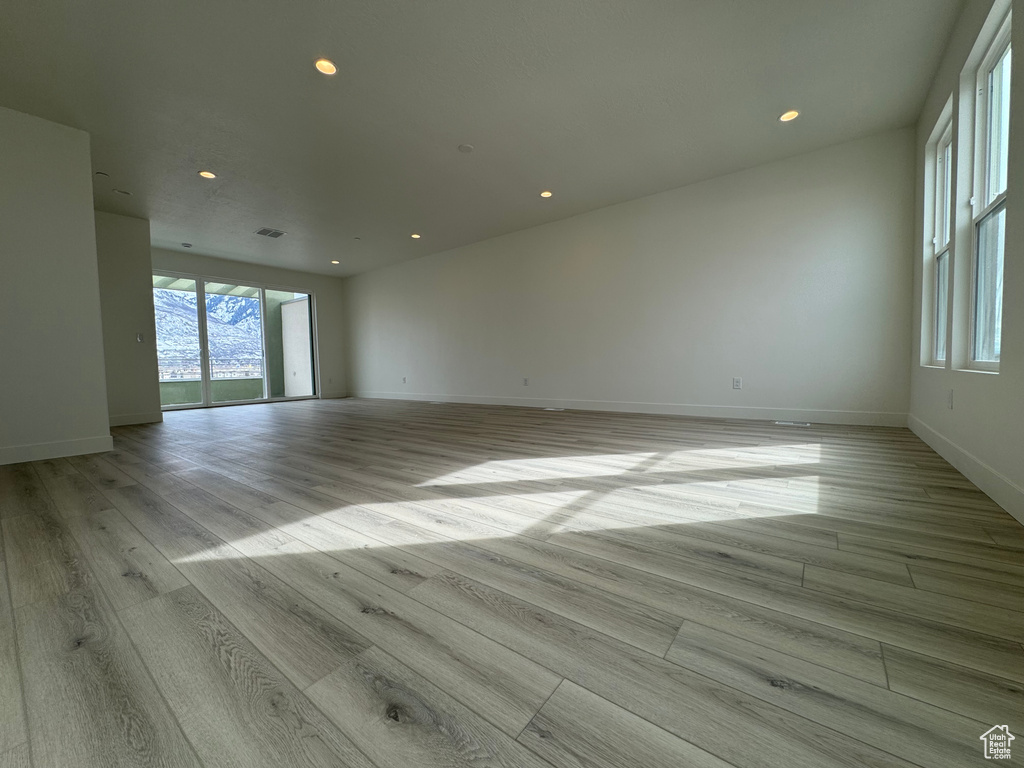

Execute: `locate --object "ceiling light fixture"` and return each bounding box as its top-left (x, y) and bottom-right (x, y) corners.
top-left (540, 190), bottom-right (553, 198)
top-left (331, 260), bottom-right (340, 264)
top-left (198, 170), bottom-right (216, 179)
top-left (315, 58), bottom-right (337, 75)
top-left (458, 144), bottom-right (474, 153)
top-left (779, 110), bottom-right (800, 122)
top-left (410, 233), bottom-right (421, 239)
top-left (112, 189), bottom-right (132, 196)
top-left (182, 243), bottom-right (193, 248)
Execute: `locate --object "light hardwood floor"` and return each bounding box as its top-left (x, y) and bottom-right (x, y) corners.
top-left (1, 398), bottom-right (1022, 768)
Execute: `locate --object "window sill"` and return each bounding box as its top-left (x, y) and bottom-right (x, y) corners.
top-left (955, 367), bottom-right (1000, 375)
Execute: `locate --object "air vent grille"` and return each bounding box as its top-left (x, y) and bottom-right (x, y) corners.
top-left (255, 227), bottom-right (286, 238)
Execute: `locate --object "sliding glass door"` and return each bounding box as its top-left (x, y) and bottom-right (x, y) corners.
top-left (204, 281), bottom-right (267, 403)
top-left (153, 273), bottom-right (317, 409)
top-left (152, 276), bottom-right (205, 406)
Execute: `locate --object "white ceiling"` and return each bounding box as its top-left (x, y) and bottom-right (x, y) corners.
top-left (1, 0), bottom-right (962, 276)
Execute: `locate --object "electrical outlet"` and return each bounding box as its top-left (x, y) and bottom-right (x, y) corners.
top-left (948, 389), bottom-right (954, 410)
top-left (523, 378), bottom-right (529, 386)
top-left (732, 377), bottom-right (742, 390)
top-left (402, 376), bottom-right (407, 384)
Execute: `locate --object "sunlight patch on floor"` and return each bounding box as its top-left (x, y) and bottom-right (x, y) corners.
top-left (170, 474), bottom-right (824, 565)
top-left (421, 451), bottom-right (661, 486)
top-left (174, 542), bottom-right (251, 563)
top-left (171, 446), bottom-right (823, 562)
top-left (419, 444), bottom-right (822, 487)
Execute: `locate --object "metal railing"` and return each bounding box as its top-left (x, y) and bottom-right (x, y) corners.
top-left (157, 356), bottom-right (264, 381)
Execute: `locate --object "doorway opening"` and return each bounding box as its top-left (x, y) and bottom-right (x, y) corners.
top-left (152, 273), bottom-right (318, 409)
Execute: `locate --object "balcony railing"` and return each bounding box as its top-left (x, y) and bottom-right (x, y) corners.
top-left (157, 356), bottom-right (264, 381)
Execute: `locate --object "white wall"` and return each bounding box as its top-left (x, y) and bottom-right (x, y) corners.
top-left (0, 107), bottom-right (111, 463)
top-left (151, 249), bottom-right (348, 398)
top-left (910, 0), bottom-right (1024, 522)
top-left (95, 211), bottom-right (163, 426)
top-left (344, 129), bottom-right (915, 426)
top-left (282, 298), bottom-right (314, 397)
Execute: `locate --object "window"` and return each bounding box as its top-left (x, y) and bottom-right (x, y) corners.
top-left (973, 206), bottom-right (1005, 362)
top-left (935, 251), bottom-right (950, 361)
top-left (984, 41), bottom-right (1012, 205)
top-left (932, 123), bottom-right (953, 362)
top-left (970, 15), bottom-right (1011, 368)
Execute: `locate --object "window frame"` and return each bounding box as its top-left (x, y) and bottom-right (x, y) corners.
top-left (968, 12), bottom-right (1011, 372)
top-left (152, 269), bottom-right (322, 410)
top-left (934, 251), bottom-right (950, 363)
top-left (931, 122), bottom-right (953, 364)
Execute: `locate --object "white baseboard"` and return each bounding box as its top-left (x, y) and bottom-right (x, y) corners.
top-left (109, 411), bottom-right (164, 427)
top-left (909, 415), bottom-right (1024, 525)
top-left (354, 391), bottom-right (908, 427)
top-left (319, 390), bottom-right (349, 400)
top-left (0, 434), bottom-right (114, 466)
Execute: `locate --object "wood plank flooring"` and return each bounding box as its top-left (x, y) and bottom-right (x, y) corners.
top-left (1, 398), bottom-right (1022, 768)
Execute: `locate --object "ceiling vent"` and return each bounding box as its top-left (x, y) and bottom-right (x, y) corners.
top-left (255, 227), bottom-right (286, 238)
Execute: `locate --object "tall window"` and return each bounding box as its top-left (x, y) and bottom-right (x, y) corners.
top-left (971, 15), bottom-right (1011, 369)
top-left (932, 123), bottom-right (953, 362)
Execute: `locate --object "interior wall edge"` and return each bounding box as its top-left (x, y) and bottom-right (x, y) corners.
top-left (0, 435), bottom-right (114, 466)
top-left (352, 391), bottom-right (908, 428)
top-left (108, 411), bottom-right (164, 427)
top-left (908, 414), bottom-right (1024, 523)
top-left (0, 107), bottom-right (112, 456)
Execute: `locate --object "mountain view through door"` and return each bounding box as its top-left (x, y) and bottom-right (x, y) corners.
top-left (153, 274), bottom-right (316, 408)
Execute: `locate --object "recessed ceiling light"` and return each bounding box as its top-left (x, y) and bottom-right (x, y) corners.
top-left (198, 170), bottom-right (216, 179)
top-left (113, 189), bottom-right (132, 196)
top-left (411, 233), bottom-right (421, 239)
top-left (457, 144), bottom-right (474, 153)
top-left (315, 58), bottom-right (337, 75)
top-left (182, 243), bottom-right (193, 248)
top-left (94, 171), bottom-right (109, 178)
top-left (331, 260), bottom-right (340, 264)
top-left (540, 190), bottom-right (553, 198)
top-left (779, 110), bottom-right (800, 122)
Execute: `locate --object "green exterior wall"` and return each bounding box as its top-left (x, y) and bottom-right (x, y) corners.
top-left (159, 379), bottom-right (264, 406)
top-left (265, 293), bottom-right (286, 398)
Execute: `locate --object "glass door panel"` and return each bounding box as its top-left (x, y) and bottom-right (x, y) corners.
top-left (204, 281), bottom-right (267, 403)
top-left (153, 276), bottom-right (204, 406)
top-left (154, 273), bottom-right (317, 409)
top-left (266, 290), bottom-right (316, 398)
